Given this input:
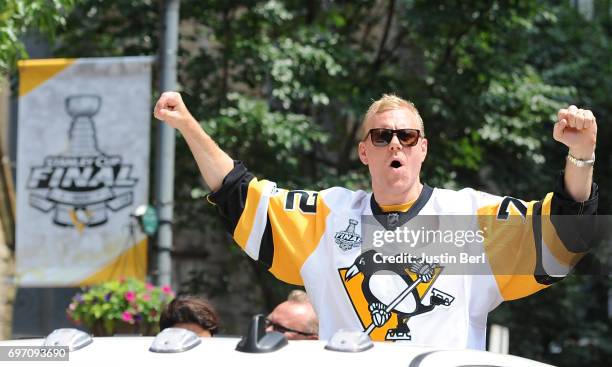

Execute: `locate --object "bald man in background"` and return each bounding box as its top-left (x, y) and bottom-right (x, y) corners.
top-left (266, 290), bottom-right (318, 340)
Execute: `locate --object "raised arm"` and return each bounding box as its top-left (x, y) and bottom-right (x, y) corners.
top-left (553, 105), bottom-right (597, 202)
top-left (153, 91), bottom-right (234, 192)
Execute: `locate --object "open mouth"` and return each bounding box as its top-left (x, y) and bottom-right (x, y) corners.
top-left (390, 160), bottom-right (402, 169)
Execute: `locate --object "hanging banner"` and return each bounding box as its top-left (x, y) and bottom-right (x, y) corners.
top-left (16, 57), bottom-right (154, 286)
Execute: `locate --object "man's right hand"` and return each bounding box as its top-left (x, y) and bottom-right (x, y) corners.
top-left (153, 91), bottom-right (234, 192)
top-left (154, 91), bottom-right (195, 131)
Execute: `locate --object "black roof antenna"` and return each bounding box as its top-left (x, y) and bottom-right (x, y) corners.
top-left (235, 314), bottom-right (288, 353)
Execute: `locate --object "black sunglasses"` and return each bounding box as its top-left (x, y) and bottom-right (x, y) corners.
top-left (365, 128), bottom-right (421, 147)
top-left (265, 318), bottom-right (316, 337)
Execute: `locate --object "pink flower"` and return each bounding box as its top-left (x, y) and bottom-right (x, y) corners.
top-left (161, 285), bottom-right (172, 294)
top-left (124, 291), bottom-right (136, 302)
top-left (142, 293), bottom-right (151, 301)
top-left (145, 283), bottom-right (154, 291)
top-left (121, 311), bottom-right (134, 323)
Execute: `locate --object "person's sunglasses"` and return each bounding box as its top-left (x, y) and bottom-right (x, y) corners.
top-left (365, 128), bottom-right (421, 147)
top-left (265, 318), bottom-right (316, 337)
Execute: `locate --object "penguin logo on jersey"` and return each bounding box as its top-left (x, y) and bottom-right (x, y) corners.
top-left (338, 250), bottom-right (455, 341)
top-left (335, 219), bottom-right (362, 251)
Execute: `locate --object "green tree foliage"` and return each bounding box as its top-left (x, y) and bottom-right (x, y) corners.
top-left (0, 0), bottom-right (76, 73)
top-left (485, 5), bottom-right (612, 365)
top-left (50, 1), bottom-right (610, 364)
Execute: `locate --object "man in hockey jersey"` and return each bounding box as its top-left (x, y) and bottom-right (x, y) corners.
top-left (154, 92), bottom-right (598, 349)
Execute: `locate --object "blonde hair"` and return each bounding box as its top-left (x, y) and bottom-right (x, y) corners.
top-left (361, 94), bottom-right (425, 140)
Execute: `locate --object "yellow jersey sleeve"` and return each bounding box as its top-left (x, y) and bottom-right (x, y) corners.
top-left (477, 189), bottom-right (596, 301)
top-left (209, 162), bottom-right (331, 285)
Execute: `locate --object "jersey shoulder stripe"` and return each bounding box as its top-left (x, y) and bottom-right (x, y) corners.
top-left (266, 188), bottom-right (332, 285)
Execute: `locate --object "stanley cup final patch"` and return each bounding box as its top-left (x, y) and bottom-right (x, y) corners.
top-left (335, 219), bottom-right (362, 251)
top-left (26, 95), bottom-right (138, 228)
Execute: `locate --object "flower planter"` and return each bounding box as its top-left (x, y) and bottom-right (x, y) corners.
top-left (90, 320), bottom-right (158, 337)
top-left (67, 278), bottom-right (174, 337)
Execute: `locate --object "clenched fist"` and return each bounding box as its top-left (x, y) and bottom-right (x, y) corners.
top-left (553, 105), bottom-right (597, 159)
top-left (154, 91), bottom-right (195, 131)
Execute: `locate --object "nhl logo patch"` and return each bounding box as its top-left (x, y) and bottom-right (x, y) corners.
top-left (335, 219), bottom-right (362, 251)
top-left (387, 212), bottom-right (399, 228)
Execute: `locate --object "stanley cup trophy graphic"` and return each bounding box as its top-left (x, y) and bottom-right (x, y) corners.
top-left (66, 95), bottom-right (103, 157)
top-left (28, 95), bottom-right (138, 228)
top-left (334, 219), bottom-right (362, 251)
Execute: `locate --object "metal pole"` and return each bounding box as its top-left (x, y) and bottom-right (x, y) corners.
top-left (155, 0), bottom-right (180, 287)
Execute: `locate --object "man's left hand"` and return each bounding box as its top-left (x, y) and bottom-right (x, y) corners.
top-left (553, 105), bottom-right (597, 159)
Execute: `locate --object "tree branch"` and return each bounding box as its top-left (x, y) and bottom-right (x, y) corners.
top-left (371, 0), bottom-right (396, 72)
top-left (305, 0), bottom-right (319, 24)
top-left (221, 7), bottom-right (232, 100)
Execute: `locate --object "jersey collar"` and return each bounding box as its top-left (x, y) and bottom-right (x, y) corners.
top-left (370, 184), bottom-right (434, 230)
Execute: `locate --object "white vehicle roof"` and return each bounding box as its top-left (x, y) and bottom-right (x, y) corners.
top-left (0, 333), bottom-right (554, 367)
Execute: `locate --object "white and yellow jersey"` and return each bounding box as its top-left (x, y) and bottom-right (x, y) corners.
top-left (209, 162), bottom-right (598, 349)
